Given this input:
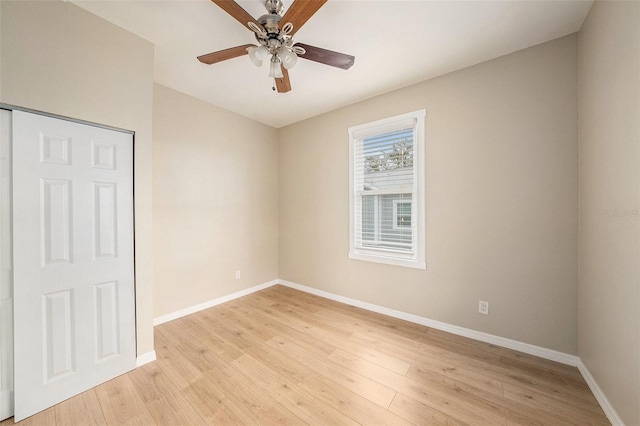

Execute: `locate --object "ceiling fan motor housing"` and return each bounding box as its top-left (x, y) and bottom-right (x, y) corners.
top-left (257, 13), bottom-right (282, 36)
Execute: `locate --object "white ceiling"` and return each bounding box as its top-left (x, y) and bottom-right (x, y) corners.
top-left (73, 0), bottom-right (593, 128)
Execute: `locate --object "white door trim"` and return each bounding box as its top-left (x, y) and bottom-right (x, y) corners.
top-left (0, 104), bottom-right (133, 136)
top-left (0, 109), bottom-right (14, 422)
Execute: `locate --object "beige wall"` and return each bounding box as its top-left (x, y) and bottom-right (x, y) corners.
top-left (279, 35), bottom-right (579, 354)
top-left (578, 1), bottom-right (640, 424)
top-left (0, 1), bottom-right (155, 356)
top-left (152, 84), bottom-right (278, 318)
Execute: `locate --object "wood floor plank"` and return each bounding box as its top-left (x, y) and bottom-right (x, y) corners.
top-left (407, 352), bottom-right (505, 396)
top-left (240, 294), bottom-right (354, 340)
top-left (419, 335), bottom-right (600, 411)
top-left (326, 345), bottom-right (508, 425)
top-left (201, 365), bottom-right (304, 426)
top-left (159, 330), bottom-right (235, 380)
top-left (388, 392), bottom-right (467, 426)
top-left (53, 389), bottom-right (106, 426)
top-left (180, 376), bottom-right (246, 424)
top-left (94, 375), bottom-right (155, 425)
top-left (503, 382), bottom-right (610, 425)
top-left (419, 337), bottom-right (574, 392)
top-left (501, 366), bottom-right (604, 408)
top-left (5, 285), bottom-right (609, 426)
top-left (152, 328), bottom-right (206, 389)
top-left (350, 329), bottom-right (446, 365)
top-left (297, 372), bottom-right (413, 426)
top-left (128, 362), bottom-right (206, 425)
top-left (421, 328), bottom-right (504, 364)
top-left (497, 346), bottom-right (584, 380)
top-left (266, 334), bottom-right (397, 409)
top-left (339, 340), bottom-right (412, 376)
top-left (397, 377), bottom-right (508, 425)
top-left (14, 407), bottom-right (56, 426)
top-left (231, 353), bottom-right (359, 425)
top-left (270, 286), bottom-right (430, 340)
top-left (313, 307), bottom-right (423, 351)
top-left (499, 351), bottom-right (588, 390)
top-left (224, 298), bottom-right (339, 357)
top-left (407, 364), bottom-right (575, 426)
top-left (255, 301), bottom-right (414, 377)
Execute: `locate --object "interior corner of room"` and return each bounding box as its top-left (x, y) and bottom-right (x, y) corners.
top-left (0, 0), bottom-right (638, 425)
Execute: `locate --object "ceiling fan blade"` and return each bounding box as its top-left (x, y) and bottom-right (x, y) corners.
top-left (281, 0), bottom-right (328, 36)
top-left (210, 0), bottom-right (260, 30)
top-left (275, 67), bottom-right (292, 93)
top-left (197, 44), bottom-right (254, 64)
top-left (295, 43), bottom-right (355, 70)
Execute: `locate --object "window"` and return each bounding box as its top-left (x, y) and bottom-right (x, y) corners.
top-left (349, 109), bottom-right (426, 269)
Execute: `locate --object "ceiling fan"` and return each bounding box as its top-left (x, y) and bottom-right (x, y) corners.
top-left (198, 0), bottom-right (355, 93)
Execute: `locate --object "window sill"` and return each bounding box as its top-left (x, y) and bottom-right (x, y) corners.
top-left (349, 252), bottom-right (426, 270)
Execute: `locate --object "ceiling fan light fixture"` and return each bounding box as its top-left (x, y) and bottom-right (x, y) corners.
top-left (268, 56), bottom-right (284, 78)
top-left (247, 45), bottom-right (268, 67)
top-left (278, 48), bottom-right (298, 70)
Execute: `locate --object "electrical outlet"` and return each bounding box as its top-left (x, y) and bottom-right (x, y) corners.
top-left (478, 300), bottom-right (489, 315)
top-left (235, 270), bottom-right (241, 280)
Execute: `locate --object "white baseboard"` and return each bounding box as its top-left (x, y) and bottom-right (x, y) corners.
top-left (136, 350), bottom-right (156, 367)
top-left (577, 359), bottom-right (624, 426)
top-left (277, 279), bottom-right (579, 367)
top-left (153, 279), bottom-right (279, 326)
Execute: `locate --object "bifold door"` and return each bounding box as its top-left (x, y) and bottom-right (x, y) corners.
top-left (12, 110), bottom-right (136, 421)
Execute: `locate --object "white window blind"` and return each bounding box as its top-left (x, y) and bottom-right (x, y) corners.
top-left (349, 110), bottom-right (426, 269)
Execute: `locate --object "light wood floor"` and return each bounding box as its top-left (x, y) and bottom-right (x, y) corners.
top-left (2, 285), bottom-right (609, 425)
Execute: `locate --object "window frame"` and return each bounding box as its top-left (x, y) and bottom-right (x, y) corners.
top-left (392, 199), bottom-right (412, 230)
top-left (348, 109), bottom-right (426, 269)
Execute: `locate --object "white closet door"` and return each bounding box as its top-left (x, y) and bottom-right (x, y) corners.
top-left (12, 111), bottom-right (136, 421)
